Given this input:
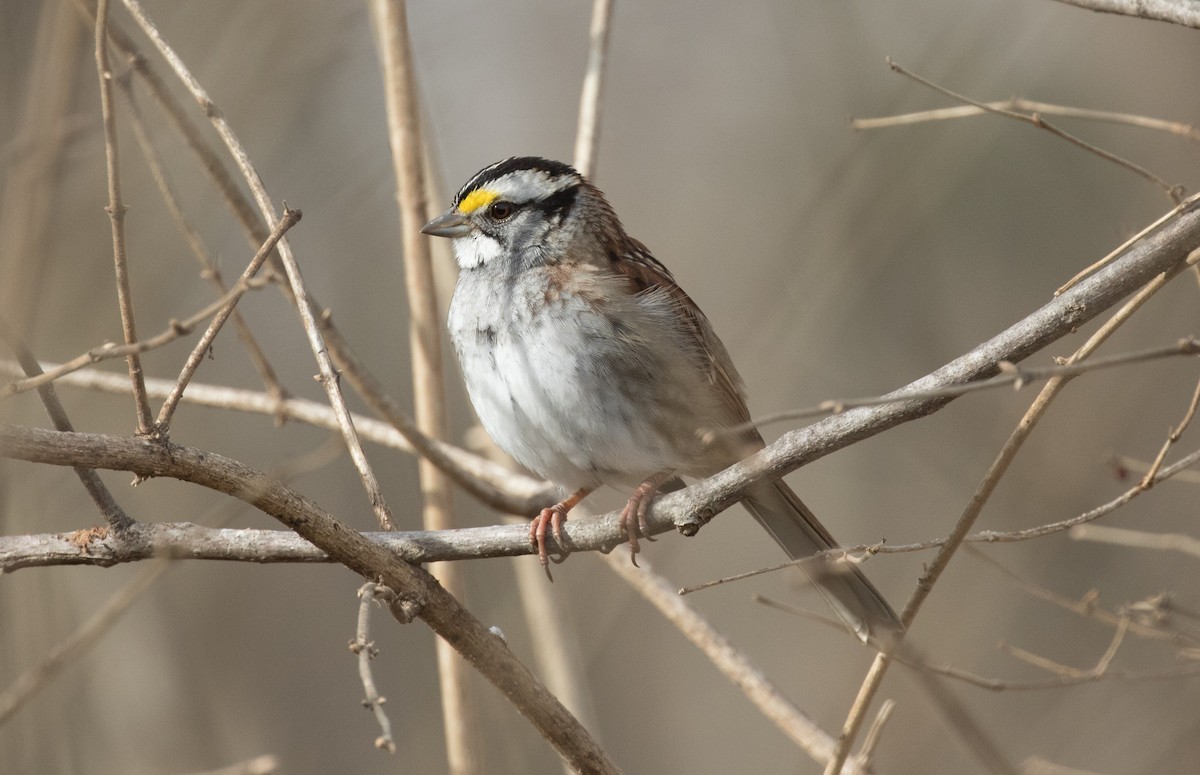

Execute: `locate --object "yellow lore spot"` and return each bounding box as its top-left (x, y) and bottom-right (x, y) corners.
top-left (458, 188), bottom-right (499, 215)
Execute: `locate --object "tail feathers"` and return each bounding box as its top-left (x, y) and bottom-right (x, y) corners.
top-left (743, 480), bottom-right (902, 643)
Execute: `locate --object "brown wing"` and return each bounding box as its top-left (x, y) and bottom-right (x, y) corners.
top-left (610, 237), bottom-right (760, 435)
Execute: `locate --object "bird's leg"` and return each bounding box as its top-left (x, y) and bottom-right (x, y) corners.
top-left (530, 486), bottom-right (593, 579)
top-left (619, 470), bottom-right (674, 564)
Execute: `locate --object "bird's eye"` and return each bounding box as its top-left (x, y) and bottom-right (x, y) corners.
top-left (488, 201), bottom-right (515, 220)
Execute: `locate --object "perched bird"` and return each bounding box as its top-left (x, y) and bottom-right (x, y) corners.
top-left (423, 157), bottom-right (900, 641)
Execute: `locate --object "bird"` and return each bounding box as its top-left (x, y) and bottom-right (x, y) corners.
top-left (422, 156), bottom-right (901, 641)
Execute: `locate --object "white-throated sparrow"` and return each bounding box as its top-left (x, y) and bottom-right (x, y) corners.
top-left (423, 157), bottom-right (900, 640)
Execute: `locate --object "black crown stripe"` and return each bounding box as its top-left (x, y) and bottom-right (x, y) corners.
top-left (453, 157), bottom-right (582, 207)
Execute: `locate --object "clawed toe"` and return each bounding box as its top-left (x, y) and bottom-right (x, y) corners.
top-left (618, 501), bottom-right (643, 566)
top-left (530, 505), bottom-right (570, 579)
top-left (529, 487), bottom-right (593, 580)
top-left (619, 471), bottom-right (672, 566)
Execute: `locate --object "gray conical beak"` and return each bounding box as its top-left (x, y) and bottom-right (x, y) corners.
top-left (421, 209), bottom-right (472, 238)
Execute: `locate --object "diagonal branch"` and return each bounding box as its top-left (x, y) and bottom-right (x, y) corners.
top-left (0, 317), bottom-right (134, 531)
top-left (120, 0), bottom-right (396, 531)
top-left (824, 220), bottom-right (1197, 773)
top-left (1050, 0), bottom-right (1200, 29)
top-left (117, 75), bottom-right (288, 409)
top-left (94, 0), bottom-right (153, 433)
top-left (884, 58), bottom-right (1184, 203)
top-left (0, 425), bottom-right (617, 773)
top-left (154, 208), bottom-right (301, 434)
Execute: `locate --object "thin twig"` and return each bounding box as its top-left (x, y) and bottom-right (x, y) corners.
top-left (1140, 375), bottom-right (1200, 487)
top-left (825, 653), bottom-right (890, 775)
top-left (999, 615), bottom-right (1128, 682)
top-left (911, 656), bottom-right (1200, 692)
top-left (1056, 196), bottom-right (1200, 294)
top-left (0, 361), bottom-right (557, 515)
top-left (2, 269), bottom-right (276, 399)
top-left (1071, 524), bottom-right (1200, 559)
top-left (122, 0), bottom-right (396, 531)
top-left (853, 98), bottom-right (1200, 144)
top-left (898, 659), bottom-right (1016, 774)
top-left (855, 699), bottom-right (895, 765)
top-left (967, 546), bottom-right (1197, 648)
top-left (155, 208), bottom-right (301, 434)
top-left (81, 1), bottom-right (419, 466)
top-left (95, 0), bottom-right (154, 433)
top-left (573, 0), bottom-right (614, 179)
top-left (998, 642), bottom-right (1091, 680)
top-left (680, 446), bottom-right (1200, 594)
top-left (884, 58), bottom-right (1184, 204)
top-left (763, 593), bottom-right (1199, 691)
top-left (825, 237), bottom-right (1193, 774)
top-left (352, 582), bottom-right (398, 753)
top-left (0, 425), bottom-right (620, 773)
top-left (109, 0), bottom-right (479, 533)
top-left (716, 337), bottom-right (1200, 437)
top-left (1112, 453), bottom-right (1200, 485)
top-left (0, 315), bottom-right (134, 530)
top-left (599, 553), bottom-right (869, 774)
top-left (371, 3), bottom-right (472, 769)
top-left (117, 73), bottom-right (288, 410)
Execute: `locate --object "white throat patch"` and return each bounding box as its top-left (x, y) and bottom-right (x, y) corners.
top-left (453, 231), bottom-right (504, 269)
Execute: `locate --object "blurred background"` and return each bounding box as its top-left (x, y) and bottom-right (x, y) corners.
top-left (3, 1), bottom-right (1200, 773)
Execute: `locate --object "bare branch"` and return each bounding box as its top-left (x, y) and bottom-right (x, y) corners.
top-left (155, 207), bottom-right (301, 433)
top-left (825, 205), bottom-right (1196, 773)
top-left (1141, 374), bottom-right (1200, 487)
top-left (883, 58), bottom-right (1184, 203)
top-left (0, 425), bottom-right (617, 772)
top-left (853, 98), bottom-right (1200, 144)
top-left (1057, 199), bottom-right (1200, 294)
top-left (573, 0), bottom-right (615, 179)
top-left (721, 337), bottom-right (1200, 435)
top-left (0, 361), bottom-right (557, 515)
top-left (600, 553), bottom-right (869, 775)
top-left (0, 316), bottom-right (135, 530)
top-left (674, 196), bottom-right (1198, 565)
top-left (351, 582), bottom-right (397, 754)
top-left (120, 0), bottom-right (396, 531)
top-left (118, 75), bottom-right (287, 407)
top-left (1071, 524), bottom-right (1200, 559)
top-left (371, 3), bottom-right (473, 768)
top-left (5, 192), bottom-right (1200, 566)
top-left (1113, 453), bottom-right (1200, 484)
top-left (1, 268), bottom-right (274, 399)
top-left (0, 437), bottom-right (343, 724)
top-left (5, 430), bottom-right (1200, 573)
top-left (95, 0), bottom-right (154, 433)
top-left (972, 547), bottom-right (1199, 647)
top-left (679, 446), bottom-right (1200, 594)
top-left (1050, 0), bottom-right (1200, 29)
